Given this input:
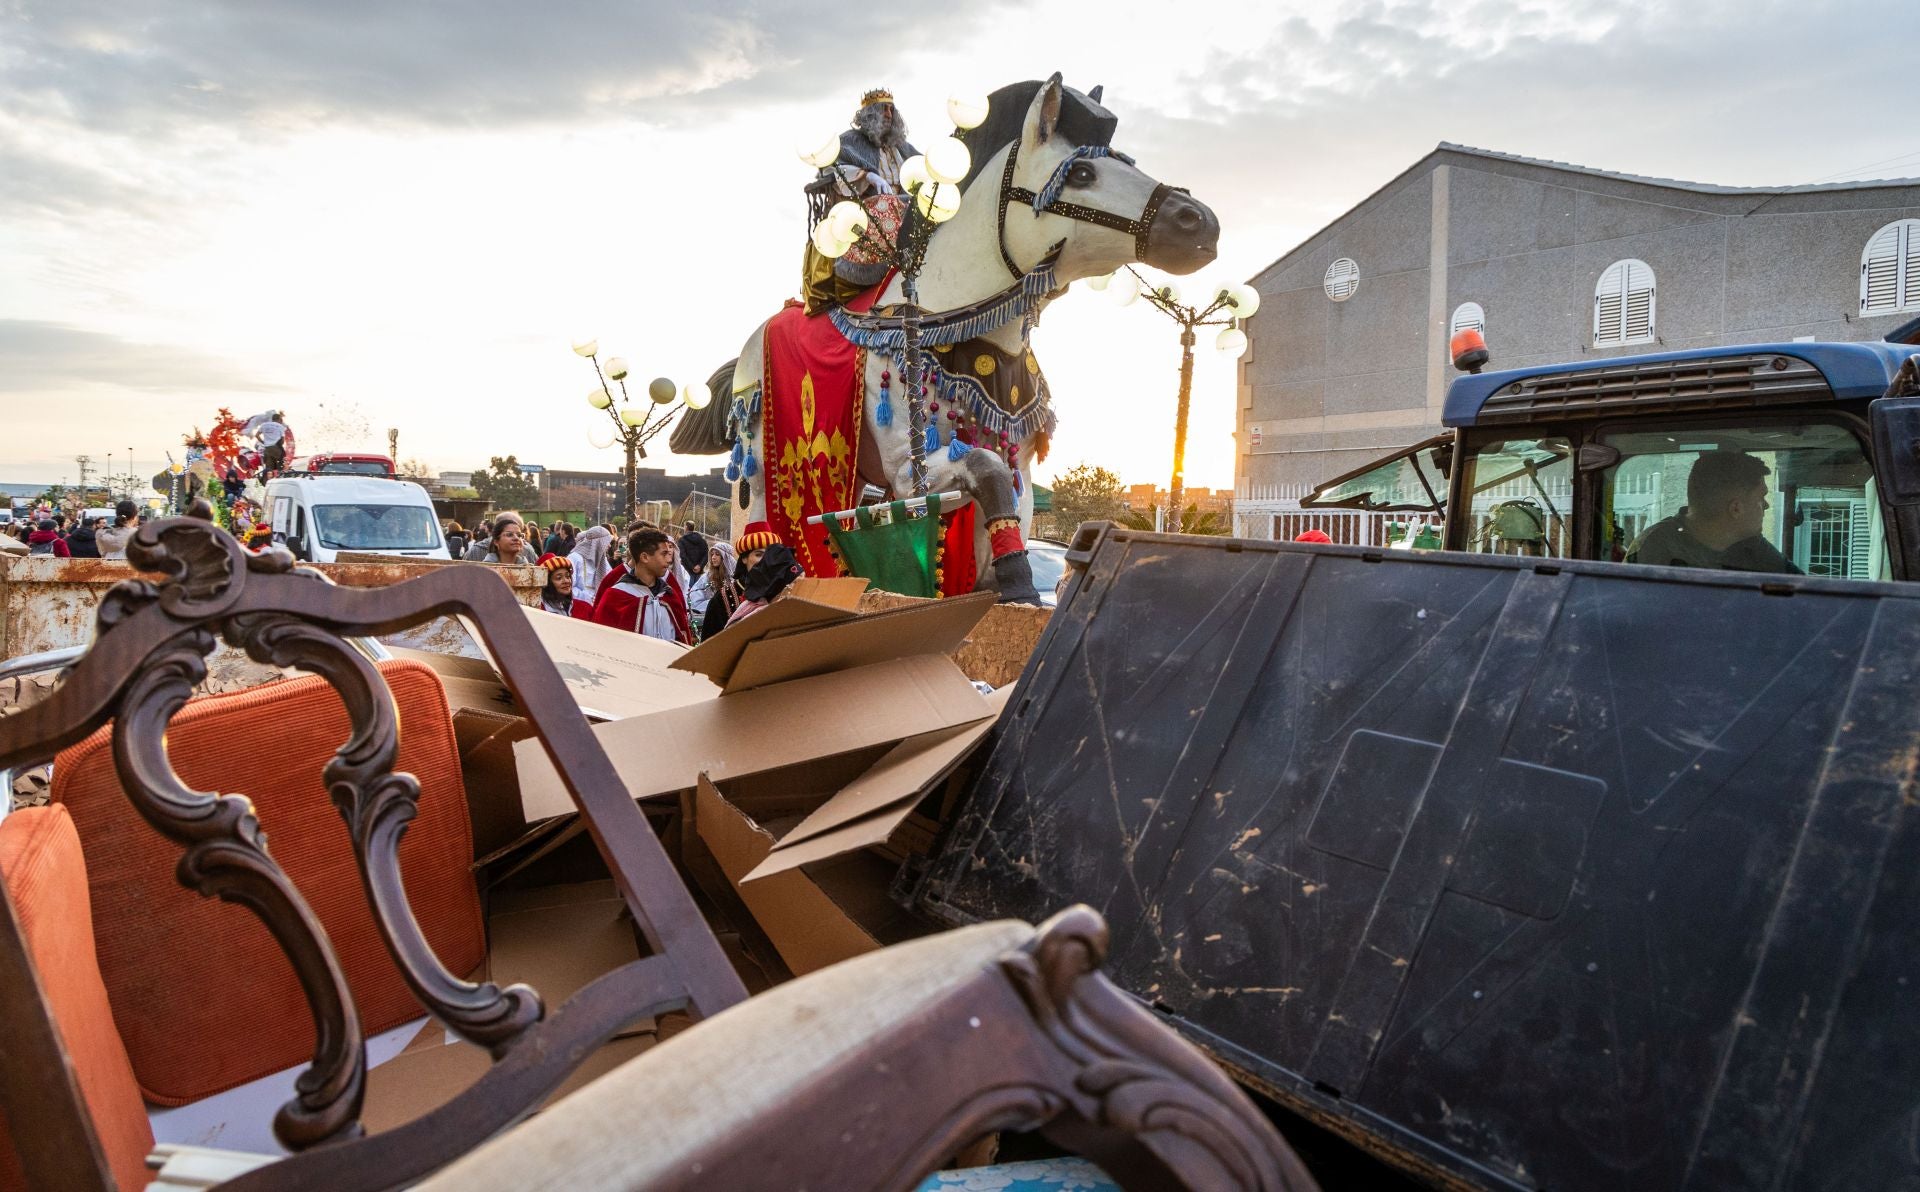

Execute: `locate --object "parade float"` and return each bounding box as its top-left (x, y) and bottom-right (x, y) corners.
top-left (156, 408), bottom-right (295, 532)
top-left (666, 75), bottom-right (1229, 603)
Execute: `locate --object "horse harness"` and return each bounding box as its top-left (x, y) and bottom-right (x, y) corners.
top-left (994, 139), bottom-right (1178, 281)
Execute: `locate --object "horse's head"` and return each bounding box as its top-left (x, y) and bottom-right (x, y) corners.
top-left (958, 74), bottom-right (1219, 284)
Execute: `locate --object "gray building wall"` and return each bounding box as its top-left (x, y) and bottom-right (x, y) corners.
top-left (1238, 146), bottom-right (1920, 491)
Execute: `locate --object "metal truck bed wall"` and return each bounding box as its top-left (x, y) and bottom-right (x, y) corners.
top-left (915, 525), bottom-right (1920, 1192)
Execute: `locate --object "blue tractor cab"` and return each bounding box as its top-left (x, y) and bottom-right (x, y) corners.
top-left (1305, 338), bottom-right (1920, 581)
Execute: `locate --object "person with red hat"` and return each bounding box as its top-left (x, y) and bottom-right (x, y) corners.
top-left (1294, 529), bottom-right (1333, 544)
top-left (734, 520), bottom-right (779, 568)
top-left (589, 527), bottom-right (692, 644)
top-left (533, 554), bottom-right (575, 615)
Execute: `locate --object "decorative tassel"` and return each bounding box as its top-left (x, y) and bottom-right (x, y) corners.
top-left (743, 447), bottom-right (758, 479)
top-left (725, 459), bottom-right (741, 483)
top-left (947, 437), bottom-right (971, 461)
top-left (729, 438), bottom-right (744, 472)
top-left (925, 422), bottom-right (941, 454)
top-left (1012, 470), bottom-right (1023, 496)
top-left (876, 372), bottom-right (893, 427)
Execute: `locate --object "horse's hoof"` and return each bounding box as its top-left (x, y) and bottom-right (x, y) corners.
top-left (991, 550), bottom-right (1041, 605)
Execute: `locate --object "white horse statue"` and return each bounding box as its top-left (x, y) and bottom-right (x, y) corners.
top-left (675, 74), bottom-right (1220, 601)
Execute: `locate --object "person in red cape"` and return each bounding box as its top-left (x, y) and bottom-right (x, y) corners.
top-left (589, 527), bottom-right (692, 644)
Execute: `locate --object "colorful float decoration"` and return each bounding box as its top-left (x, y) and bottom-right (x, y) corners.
top-left (669, 75), bottom-right (1221, 603)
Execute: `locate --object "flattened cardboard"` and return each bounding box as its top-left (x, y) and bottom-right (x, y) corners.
top-left (695, 776), bottom-right (886, 976)
top-left (451, 605), bottom-right (718, 721)
top-left (387, 647), bottom-right (506, 685)
top-left (669, 598), bottom-right (855, 685)
top-left (515, 654), bottom-right (992, 822)
top-left (451, 708), bottom-right (542, 859)
top-left (510, 607), bottom-right (719, 720)
top-left (721, 590), bottom-right (997, 694)
top-left (361, 1031), bottom-right (654, 1133)
top-left (486, 879), bottom-right (643, 1010)
top-left (741, 688), bottom-right (1012, 883)
top-left (788, 576), bottom-right (870, 609)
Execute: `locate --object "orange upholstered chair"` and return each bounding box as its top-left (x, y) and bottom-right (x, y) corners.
top-left (0, 805), bottom-right (153, 1192)
top-left (50, 659), bottom-right (487, 1104)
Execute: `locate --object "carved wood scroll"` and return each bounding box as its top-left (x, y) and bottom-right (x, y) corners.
top-left (0, 519), bottom-right (747, 1156)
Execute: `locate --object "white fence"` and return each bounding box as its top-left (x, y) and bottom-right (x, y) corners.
top-left (1231, 483), bottom-right (1409, 546)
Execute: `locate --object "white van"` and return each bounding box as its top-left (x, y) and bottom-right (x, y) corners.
top-left (264, 474), bottom-right (449, 563)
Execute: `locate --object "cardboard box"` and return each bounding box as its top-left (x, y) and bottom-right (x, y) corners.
top-left (694, 775), bottom-right (921, 976)
top-left (399, 607), bottom-right (719, 723)
top-left (362, 880), bottom-right (653, 1131)
top-left (515, 593), bottom-right (999, 822)
top-left (744, 685), bottom-right (1013, 883)
top-left (685, 683), bottom-right (1009, 975)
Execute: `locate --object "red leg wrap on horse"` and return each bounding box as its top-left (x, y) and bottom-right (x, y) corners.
top-left (989, 522), bottom-right (1025, 560)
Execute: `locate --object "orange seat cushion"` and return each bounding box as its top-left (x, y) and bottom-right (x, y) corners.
top-left (52, 659), bottom-right (486, 1105)
top-left (0, 805), bottom-right (154, 1192)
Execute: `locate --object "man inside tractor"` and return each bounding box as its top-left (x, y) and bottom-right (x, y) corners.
top-left (1626, 450), bottom-right (1801, 575)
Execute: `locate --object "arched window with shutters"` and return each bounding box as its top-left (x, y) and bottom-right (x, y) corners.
top-left (1860, 219), bottom-right (1920, 316)
top-left (1594, 259), bottom-right (1655, 348)
top-left (1450, 302), bottom-right (1486, 336)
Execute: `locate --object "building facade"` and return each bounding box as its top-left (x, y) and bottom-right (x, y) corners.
top-left (536, 466), bottom-right (729, 519)
top-left (1237, 144), bottom-right (1920, 491)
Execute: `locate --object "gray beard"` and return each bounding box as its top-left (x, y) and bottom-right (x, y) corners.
top-left (853, 105), bottom-right (909, 152)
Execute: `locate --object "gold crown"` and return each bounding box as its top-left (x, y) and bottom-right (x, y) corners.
top-left (859, 88), bottom-right (895, 107)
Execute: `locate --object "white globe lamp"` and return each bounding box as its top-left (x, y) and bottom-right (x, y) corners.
top-left (925, 137), bottom-right (972, 185)
top-left (947, 94), bottom-right (989, 130)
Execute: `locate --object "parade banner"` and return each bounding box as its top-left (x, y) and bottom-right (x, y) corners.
top-left (761, 297), bottom-right (870, 577)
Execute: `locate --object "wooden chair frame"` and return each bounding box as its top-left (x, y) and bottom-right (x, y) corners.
top-left (0, 519), bottom-right (1314, 1191)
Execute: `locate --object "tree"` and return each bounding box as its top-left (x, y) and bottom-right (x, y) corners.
top-left (1041, 463), bottom-right (1124, 538)
top-left (398, 458), bottom-right (435, 481)
top-left (471, 456), bottom-right (539, 511)
top-left (1116, 503), bottom-right (1229, 536)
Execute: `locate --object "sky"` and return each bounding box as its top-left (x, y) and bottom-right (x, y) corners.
top-left (1, 0), bottom-right (1913, 494)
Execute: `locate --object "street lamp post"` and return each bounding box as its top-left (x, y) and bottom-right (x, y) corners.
top-left (1103, 269), bottom-right (1260, 533)
top-left (572, 339), bottom-right (711, 521)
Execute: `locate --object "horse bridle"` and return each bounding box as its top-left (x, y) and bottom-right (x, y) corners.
top-left (994, 139), bottom-right (1176, 281)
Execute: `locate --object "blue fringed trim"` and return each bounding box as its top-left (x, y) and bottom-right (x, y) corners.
top-left (924, 422), bottom-right (941, 454)
top-left (1034, 145), bottom-right (1111, 213)
top-left (830, 257), bottom-right (1060, 350)
top-left (947, 437), bottom-right (971, 462)
top-left (743, 447), bottom-right (758, 479)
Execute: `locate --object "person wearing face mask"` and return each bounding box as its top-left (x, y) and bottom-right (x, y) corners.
top-left (699, 521), bottom-right (778, 640)
top-left (725, 543), bottom-right (806, 629)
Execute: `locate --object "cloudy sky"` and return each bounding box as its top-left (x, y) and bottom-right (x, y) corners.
top-left (1, 0), bottom-right (1910, 493)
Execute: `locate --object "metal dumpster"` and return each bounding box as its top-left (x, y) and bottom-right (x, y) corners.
top-left (914, 524), bottom-right (1920, 1191)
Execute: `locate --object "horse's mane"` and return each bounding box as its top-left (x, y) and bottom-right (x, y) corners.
top-left (956, 80), bottom-right (1118, 196)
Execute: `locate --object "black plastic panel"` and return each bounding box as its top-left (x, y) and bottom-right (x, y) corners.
top-left (917, 526), bottom-right (1920, 1192)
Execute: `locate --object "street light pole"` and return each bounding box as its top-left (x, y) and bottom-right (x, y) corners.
top-left (1170, 326), bottom-right (1197, 533)
top-left (573, 339), bottom-right (710, 524)
top-left (1113, 268), bottom-right (1260, 535)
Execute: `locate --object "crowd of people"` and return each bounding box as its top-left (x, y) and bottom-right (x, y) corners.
top-left (6, 499), bottom-right (812, 650)
top-left (448, 512), bottom-right (806, 646)
top-left (0, 501), bottom-right (144, 559)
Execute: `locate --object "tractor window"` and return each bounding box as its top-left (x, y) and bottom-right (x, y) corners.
top-left (1303, 434), bottom-right (1451, 513)
top-left (1595, 422), bottom-right (1884, 579)
top-left (1460, 437), bottom-right (1573, 557)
